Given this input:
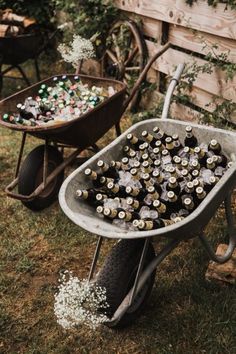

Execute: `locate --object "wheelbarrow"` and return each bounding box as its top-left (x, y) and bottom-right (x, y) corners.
top-left (0, 43), bottom-right (170, 211)
top-left (59, 64), bottom-right (236, 328)
top-left (0, 29), bottom-right (58, 93)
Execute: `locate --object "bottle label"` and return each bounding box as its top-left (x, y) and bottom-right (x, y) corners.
top-left (144, 220), bottom-right (154, 230)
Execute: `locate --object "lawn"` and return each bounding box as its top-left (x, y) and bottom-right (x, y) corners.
top-left (0, 55), bottom-right (235, 354)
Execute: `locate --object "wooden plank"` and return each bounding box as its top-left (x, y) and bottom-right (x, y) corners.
top-left (141, 16), bottom-right (162, 42)
top-left (146, 40), bottom-right (236, 102)
top-left (169, 25), bottom-right (236, 63)
top-left (170, 101), bottom-right (202, 122)
top-left (115, 0), bottom-right (236, 40)
top-left (205, 244), bottom-right (236, 284)
top-left (141, 90), bottom-right (202, 122)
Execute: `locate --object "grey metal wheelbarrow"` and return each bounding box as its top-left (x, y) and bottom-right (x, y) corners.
top-left (59, 61), bottom-right (236, 329)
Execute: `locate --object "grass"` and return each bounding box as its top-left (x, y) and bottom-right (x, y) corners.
top-left (0, 54), bottom-right (235, 354)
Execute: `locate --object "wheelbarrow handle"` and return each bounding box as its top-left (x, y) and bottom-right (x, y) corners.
top-left (121, 42), bottom-right (171, 114)
top-left (161, 63), bottom-right (185, 120)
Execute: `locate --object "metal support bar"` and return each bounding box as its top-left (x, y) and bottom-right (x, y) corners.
top-left (16, 65), bottom-right (31, 86)
top-left (105, 238), bottom-right (180, 327)
top-left (15, 132), bottom-right (27, 178)
top-left (199, 194), bottom-right (236, 264)
top-left (161, 63), bottom-right (185, 120)
top-left (129, 238), bottom-right (150, 306)
top-left (43, 140), bottom-right (49, 188)
top-left (34, 58), bottom-right (41, 81)
top-left (5, 147), bottom-right (81, 201)
top-left (88, 236), bottom-right (103, 282)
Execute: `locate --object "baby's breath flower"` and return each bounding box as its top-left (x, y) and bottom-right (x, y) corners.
top-left (54, 271), bottom-right (109, 330)
top-left (58, 34), bottom-right (95, 68)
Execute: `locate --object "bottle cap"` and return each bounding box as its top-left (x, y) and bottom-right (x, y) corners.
top-left (147, 185), bottom-right (155, 193)
top-left (96, 206), bottom-right (104, 214)
top-left (97, 160), bottom-right (104, 167)
top-left (186, 181), bottom-right (194, 189)
top-left (167, 191), bottom-right (175, 199)
top-left (153, 126), bottom-right (160, 133)
top-left (127, 197), bottom-right (134, 205)
top-left (132, 219), bottom-right (140, 228)
top-left (153, 200), bottom-right (160, 207)
top-left (172, 134), bottom-right (179, 140)
top-left (103, 208), bottom-right (111, 216)
top-left (196, 186), bottom-right (204, 194)
top-left (210, 139), bottom-right (218, 147)
top-left (118, 211), bottom-right (126, 219)
top-left (184, 198), bottom-right (192, 206)
top-left (141, 130), bottom-right (148, 137)
top-left (153, 147), bottom-right (160, 155)
top-left (185, 125), bottom-right (192, 133)
top-left (169, 176), bottom-right (176, 184)
top-left (85, 168), bottom-right (92, 176)
top-left (107, 181), bottom-right (114, 189)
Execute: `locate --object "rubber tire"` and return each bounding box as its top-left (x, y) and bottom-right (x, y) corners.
top-left (18, 145), bottom-right (64, 211)
top-left (96, 239), bottom-right (156, 328)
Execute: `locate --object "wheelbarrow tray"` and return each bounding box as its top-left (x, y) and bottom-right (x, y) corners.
top-left (0, 74), bottom-right (126, 149)
top-left (59, 118), bottom-right (236, 240)
top-left (0, 33), bottom-right (44, 65)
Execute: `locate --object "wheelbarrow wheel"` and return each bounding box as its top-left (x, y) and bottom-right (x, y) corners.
top-left (18, 145), bottom-right (64, 211)
top-left (96, 239), bottom-right (156, 328)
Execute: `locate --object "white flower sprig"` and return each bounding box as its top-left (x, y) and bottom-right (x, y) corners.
top-left (58, 34), bottom-right (95, 68)
top-left (54, 271), bottom-right (109, 330)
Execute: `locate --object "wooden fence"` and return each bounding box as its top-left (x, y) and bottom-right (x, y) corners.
top-left (115, 0), bottom-right (236, 122)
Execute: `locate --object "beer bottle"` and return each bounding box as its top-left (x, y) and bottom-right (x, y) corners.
top-left (110, 160), bottom-right (123, 171)
top-left (172, 134), bottom-right (183, 152)
top-left (152, 170), bottom-right (164, 184)
top-left (125, 185), bottom-right (148, 200)
top-left (165, 137), bottom-right (176, 157)
top-left (126, 133), bottom-right (143, 150)
top-left (182, 197), bottom-right (195, 211)
top-left (195, 186), bottom-right (207, 206)
top-left (206, 157), bottom-right (216, 170)
top-left (76, 188), bottom-right (95, 201)
top-left (146, 185), bottom-right (160, 202)
top-left (152, 200), bottom-right (169, 218)
top-left (166, 176), bottom-right (181, 195)
top-left (103, 207), bottom-right (123, 219)
top-left (84, 168), bottom-right (104, 188)
top-left (152, 126), bottom-right (168, 143)
top-left (194, 146), bottom-right (207, 166)
top-left (118, 210), bottom-right (140, 222)
top-left (216, 154), bottom-right (227, 168)
top-left (126, 197), bottom-right (142, 210)
top-left (204, 175), bottom-right (219, 193)
top-left (141, 130), bottom-right (157, 148)
top-left (184, 125), bottom-right (198, 148)
top-left (135, 218), bottom-right (174, 230)
top-left (141, 160), bottom-right (153, 174)
top-left (208, 139), bottom-right (221, 155)
top-left (166, 190), bottom-right (181, 212)
top-left (97, 159), bottom-right (119, 179)
top-left (107, 181), bottom-right (127, 198)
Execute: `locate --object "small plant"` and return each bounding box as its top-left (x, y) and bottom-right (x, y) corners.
top-left (54, 271), bottom-right (109, 330)
top-left (58, 34), bottom-right (95, 68)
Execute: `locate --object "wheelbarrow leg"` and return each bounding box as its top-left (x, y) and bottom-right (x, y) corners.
top-left (16, 65), bottom-right (31, 86)
top-left (115, 122), bottom-right (121, 137)
top-left (34, 58), bottom-right (41, 81)
top-left (15, 131), bottom-right (27, 178)
top-left (199, 193), bottom-right (236, 264)
top-left (88, 236), bottom-right (103, 282)
top-left (0, 59), bottom-right (3, 96)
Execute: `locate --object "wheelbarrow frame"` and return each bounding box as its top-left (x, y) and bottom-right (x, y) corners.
top-left (59, 63), bottom-right (236, 327)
